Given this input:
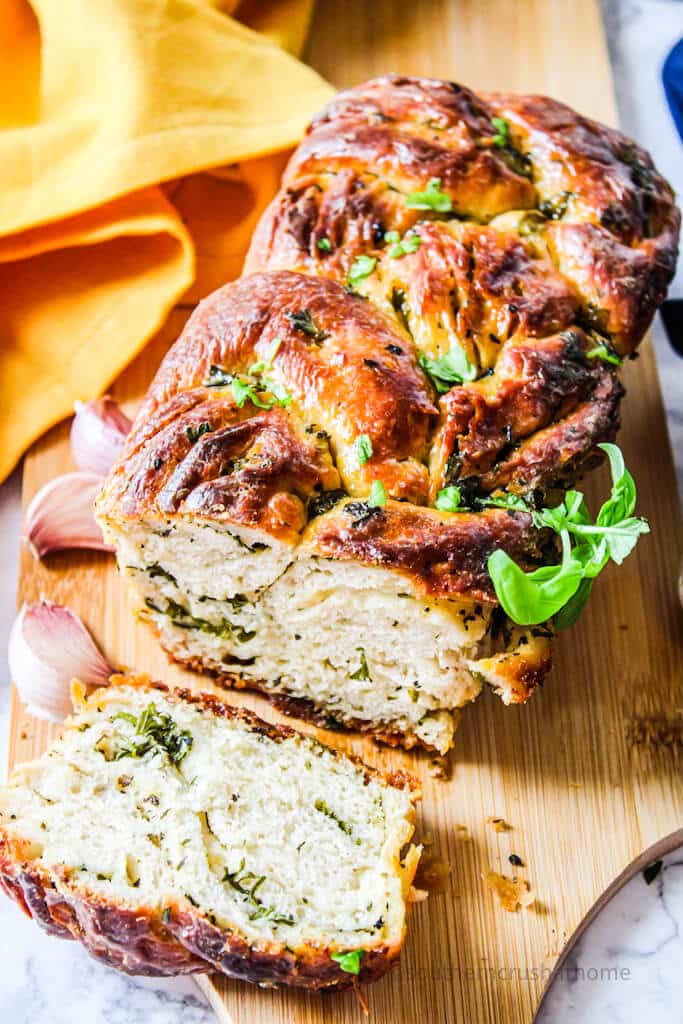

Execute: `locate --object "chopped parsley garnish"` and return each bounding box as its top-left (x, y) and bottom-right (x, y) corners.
top-left (309, 489), bottom-right (348, 518)
top-left (249, 337), bottom-right (282, 375)
top-left (350, 647), bottom-right (372, 681)
top-left (186, 421), bottom-right (212, 444)
top-left (223, 858), bottom-right (294, 926)
top-left (315, 799), bottom-right (353, 835)
top-left (418, 345), bottom-right (478, 392)
top-left (586, 342), bottom-right (622, 366)
top-left (480, 492), bottom-right (530, 512)
top-left (231, 378), bottom-right (277, 409)
top-left (344, 501), bottom-right (384, 528)
top-left (368, 480), bottom-right (387, 507)
top-left (405, 177), bottom-right (453, 213)
top-left (355, 434), bottom-right (373, 465)
top-left (145, 597), bottom-right (255, 643)
top-left (331, 949), bottom-right (364, 975)
top-left (487, 444), bottom-right (649, 628)
top-left (435, 485), bottom-right (463, 512)
top-left (285, 309), bottom-right (329, 343)
top-left (205, 340), bottom-right (292, 410)
top-left (206, 364), bottom-right (232, 387)
top-left (538, 191), bottom-right (574, 220)
top-left (317, 237), bottom-right (332, 252)
top-left (491, 116), bottom-right (510, 147)
top-left (348, 255), bottom-right (377, 289)
top-left (384, 229), bottom-right (421, 258)
top-left (105, 703), bottom-right (193, 765)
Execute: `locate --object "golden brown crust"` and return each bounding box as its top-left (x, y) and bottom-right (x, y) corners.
top-left (429, 328), bottom-right (624, 497)
top-left (0, 675), bottom-right (419, 987)
top-left (0, 846), bottom-right (398, 988)
top-left (246, 75), bottom-right (678, 357)
top-left (303, 500), bottom-right (538, 603)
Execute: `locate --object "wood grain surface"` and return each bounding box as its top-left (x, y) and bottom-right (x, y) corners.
top-left (7, 1), bottom-right (683, 1022)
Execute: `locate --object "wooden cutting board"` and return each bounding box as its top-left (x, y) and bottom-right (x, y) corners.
top-left (8, 1), bottom-right (683, 1021)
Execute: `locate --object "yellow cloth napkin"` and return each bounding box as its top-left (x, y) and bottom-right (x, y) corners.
top-left (0, 0), bottom-right (333, 483)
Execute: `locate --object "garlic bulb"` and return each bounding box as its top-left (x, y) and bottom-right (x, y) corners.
top-left (23, 472), bottom-right (113, 558)
top-left (9, 601), bottom-right (113, 721)
top-left (70, 396), bottom-right (132, 475)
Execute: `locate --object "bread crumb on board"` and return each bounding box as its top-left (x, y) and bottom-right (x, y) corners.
top-left (428, 756), bottom-right (450, 780)
top-left (414, 856), bottom-right (451, 895)
top-left (487, 816), bottom-right (511, 833)
top-left (484, 871), bottom-right (535, 912)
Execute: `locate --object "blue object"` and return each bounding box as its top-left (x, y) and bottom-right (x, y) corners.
top-left (663, 37), bottom-right (683, 144)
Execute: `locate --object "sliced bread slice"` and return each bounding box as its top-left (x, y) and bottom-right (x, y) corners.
top-left (0, 674), bottom-right (420, 990)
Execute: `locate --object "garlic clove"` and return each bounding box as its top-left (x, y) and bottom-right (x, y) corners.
top-left (23, 472), bottom-right (113, 559)
top-left (70, 396), bottom-right (132, 475)
top-left (9, 601), bottom-right (113, 721)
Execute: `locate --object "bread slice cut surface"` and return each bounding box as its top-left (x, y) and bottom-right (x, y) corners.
top-left (0, 676), bottom-right (420, 988)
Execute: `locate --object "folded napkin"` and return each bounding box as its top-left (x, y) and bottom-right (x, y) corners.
top-left (0, 0), bottom-right (333, 483)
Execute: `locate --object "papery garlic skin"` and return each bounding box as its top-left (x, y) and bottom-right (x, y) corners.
top-left (8, 601), bottom-right (113, 721)
top-left (70, 396), bottom-right (132, 475)
top-left (23, 473), bottom-right (114, 559)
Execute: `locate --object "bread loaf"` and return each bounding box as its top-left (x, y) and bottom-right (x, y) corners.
top-left (96, 76), bottom-right (679, 752)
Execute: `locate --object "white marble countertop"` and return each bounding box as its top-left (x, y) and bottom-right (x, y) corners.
top-left (1, 2), bottom-right (682, 1021)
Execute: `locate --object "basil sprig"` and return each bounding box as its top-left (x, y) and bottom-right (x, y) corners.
top-left (487, 444), bottom-right (649, 628)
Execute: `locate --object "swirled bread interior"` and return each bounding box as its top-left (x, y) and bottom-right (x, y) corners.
top-left (0, 678), bottom-right (419, 987)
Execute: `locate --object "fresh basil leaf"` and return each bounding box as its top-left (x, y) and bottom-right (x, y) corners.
top-left (348, 255), bottom-right (377, 289)
top-left (418, 345), bottom-right (478, 392)
top-left (435, 485), bottom-right (462, 512)
top-left (597, 442), bottom-right (636, 524)
top-left (368, 480), bottom-right (387, 507)
top-left (356, 434), bottom-right (373, 465)
top-left (331, 949), bottom-right (364, 975)
top-left (405, 177), bottom-right (453, 213)
top-left (552, 578), bottom-right (594, 631)
top-left (487, 444), bottom-right (648, 627)
top-left (487, 537), bottom-right (585, 625)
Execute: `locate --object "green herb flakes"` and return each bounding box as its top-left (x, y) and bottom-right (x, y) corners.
top-left (491, 116), bottom-right (510, 147)
top-left (350, 647), bottom-right (372, 681)
top-left (314, 799), bottom-right (353, 835)
top-left (418, 345), bottom-right (477, 392)
top-left (435, 485), bottom-right (463, 512)
top-left (285, 309), bottom-right (329, 343)
top-left (317, 237), bottom-right (332, 252)
top-left (405, 177), bottom-right (453, 213)
top-left (331, 949), bottom-right (364, 975)
top-left (104, 703), bottom-right (194, 766)
top-left (348, 255), bottom-right (377, 289)
top-left (355, 434), bottom-right (373, 465)
top-left (186, 422), bottom-right (212, 445)
top-left (384, 229), bottom-right (421, 258)
top-left (586, 342), bottom-right (622, 366)
top-left (368, 480), bottom-right (387, 507)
